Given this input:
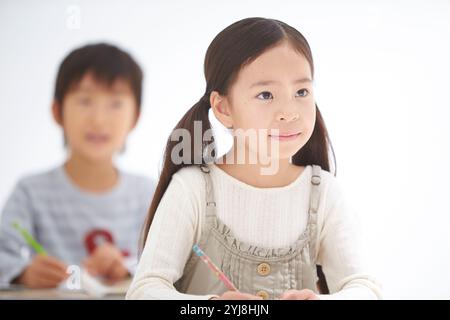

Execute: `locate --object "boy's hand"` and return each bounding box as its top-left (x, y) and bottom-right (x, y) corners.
top-left (83, 242), bottom-right (129, 283)
top-left (279, 289), bottom-right (320, 300)
top-left (15, 255), bottom-right (69, 288)
top-left (212, 291), bottom-right (264, 300)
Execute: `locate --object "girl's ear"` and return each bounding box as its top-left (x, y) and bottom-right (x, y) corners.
top-left (52, 100), bottom-right (63, 127)
top-left (210, 91), bottom-right (233, 128)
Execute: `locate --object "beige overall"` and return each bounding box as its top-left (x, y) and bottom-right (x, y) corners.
top-left (175, 164), bottom-right (324, 300)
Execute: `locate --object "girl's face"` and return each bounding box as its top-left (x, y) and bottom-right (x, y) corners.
top-left (215, 41), bottom-right (316, 161)
top-left (55, 72), bottom-right (138, 162)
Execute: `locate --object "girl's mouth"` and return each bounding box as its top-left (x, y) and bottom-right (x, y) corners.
top-left (269, 132), bottom-right (301, 141)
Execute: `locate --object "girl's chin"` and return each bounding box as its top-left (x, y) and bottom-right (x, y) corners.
top-left (264, 153), bottom-right (297, 162)
top-left (267, 144), bottom-right (304, 159)
top-left (250, 149), bottom-right (300, 162)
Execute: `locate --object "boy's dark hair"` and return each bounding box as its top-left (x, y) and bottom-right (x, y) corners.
top-left (54, 43), bottom-right (143, 111)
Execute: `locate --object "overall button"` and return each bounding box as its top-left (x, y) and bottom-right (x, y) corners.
top-left (256, 290), bottom-right (269, 300)
top-left (257, 262), bottom-right (271, 276)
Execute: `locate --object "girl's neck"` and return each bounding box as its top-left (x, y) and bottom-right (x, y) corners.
top-left (64, 153), bottom-right (119, 193)
top-left (215, 147), bottom-right (304, 188)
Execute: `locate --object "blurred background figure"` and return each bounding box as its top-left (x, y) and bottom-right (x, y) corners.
top-left (0, 43), bottom-right (155, 288)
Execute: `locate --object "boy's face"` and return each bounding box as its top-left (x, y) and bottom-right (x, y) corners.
top-left (56, 72), bottom-right (138, 162)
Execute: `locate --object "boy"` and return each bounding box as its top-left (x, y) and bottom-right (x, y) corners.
top-left (0, 43), bottom-right (154, 288)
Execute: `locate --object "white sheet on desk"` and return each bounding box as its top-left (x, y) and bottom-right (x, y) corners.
top-left (58, 268), bottom-right (117, 298)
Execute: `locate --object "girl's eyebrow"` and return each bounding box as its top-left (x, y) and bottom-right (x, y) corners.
top-left (249, 77), bottom-right (312, 88)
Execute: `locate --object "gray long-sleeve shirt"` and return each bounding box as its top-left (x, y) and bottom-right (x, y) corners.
top-left (0, 165), bottom-right (154, 284)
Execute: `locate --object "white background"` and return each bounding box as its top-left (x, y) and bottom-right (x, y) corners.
top-left (1, 0), bottom-right (450, 299)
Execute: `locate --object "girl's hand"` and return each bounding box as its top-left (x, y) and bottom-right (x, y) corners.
top-left (15, 255), bottom-right (69, 288)
top-left (211, 291), bottom-right (264, 300)
top-left (279, 289), bottom-right (320, 300)
top-left (83, 243), bottom-right (129, 283)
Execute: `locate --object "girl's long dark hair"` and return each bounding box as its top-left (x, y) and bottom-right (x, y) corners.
top-left (141, 18), bottom-right (336, 269)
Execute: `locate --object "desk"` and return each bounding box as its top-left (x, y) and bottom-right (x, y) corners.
top-left (0, 279), bottom-right (130, 300)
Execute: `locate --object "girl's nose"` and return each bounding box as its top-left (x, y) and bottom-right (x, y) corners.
top-left (276, 112), bottom-right (299, 122)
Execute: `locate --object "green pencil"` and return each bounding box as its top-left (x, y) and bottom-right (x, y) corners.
top-left (11, 221), bottom-right (47, 255)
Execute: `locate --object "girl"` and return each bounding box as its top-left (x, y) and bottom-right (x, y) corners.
top-left (127, 18), bottom-right (381, 300)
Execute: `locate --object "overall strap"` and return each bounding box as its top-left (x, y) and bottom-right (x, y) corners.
top-left (308, 165), bottom-right (329, 293)
top-left (308, 164), bottom-right (322, 262)
top-left (199, 164), bottom-right (216, 218)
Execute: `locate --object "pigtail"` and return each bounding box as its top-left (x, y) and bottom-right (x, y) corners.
top-left (292, 103), bottom-right (336, 176)
top-left (139, 96), bottom-right (214, 251)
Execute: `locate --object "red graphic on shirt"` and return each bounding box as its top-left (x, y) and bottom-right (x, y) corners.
top-left (84, 229), bottom-right (129, 257)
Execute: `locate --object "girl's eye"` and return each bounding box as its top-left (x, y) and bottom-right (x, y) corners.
top-left (256, 91), bottom-right (273, 100)
top-left (296, 89), bottom-right (309, 97)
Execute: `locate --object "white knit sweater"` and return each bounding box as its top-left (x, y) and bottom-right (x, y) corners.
top-left (126, 164), bottom-right (382, 300)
